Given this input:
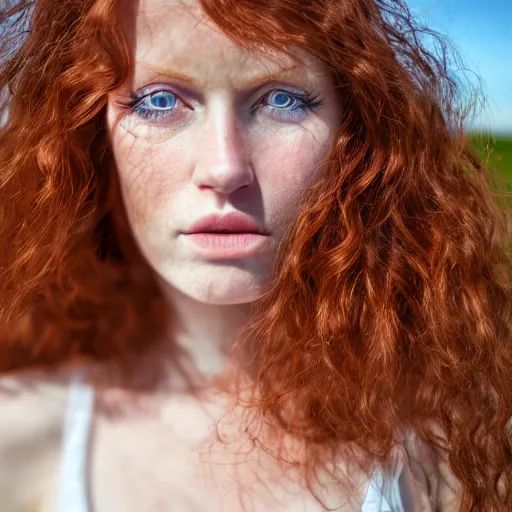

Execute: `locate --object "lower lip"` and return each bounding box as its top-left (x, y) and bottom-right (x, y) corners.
top-left (182, 232), bottom-right (269, 258)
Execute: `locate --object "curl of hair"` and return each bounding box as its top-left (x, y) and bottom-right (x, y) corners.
top-left (1, 0), bottom-right (512, 510)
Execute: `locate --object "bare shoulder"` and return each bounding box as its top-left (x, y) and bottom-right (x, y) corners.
top-left (0, 367), bottom-right (71, 512)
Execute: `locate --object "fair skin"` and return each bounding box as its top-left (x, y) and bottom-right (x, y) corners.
top-left (106, 0), bottom-right (342, 380)
top-left (0, 0), bottom-right (461, 510)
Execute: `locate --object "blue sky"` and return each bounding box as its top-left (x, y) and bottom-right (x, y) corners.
top-left (408, 0), bottom-right (512, 134)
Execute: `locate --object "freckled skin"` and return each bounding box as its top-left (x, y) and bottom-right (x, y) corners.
top-left (106, 0), bottom-right (342, 307)
top-left (2, 3), bottom-right (371, 512)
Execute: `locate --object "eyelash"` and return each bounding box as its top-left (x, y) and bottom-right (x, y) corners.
top-left (117, 88), bottom-right (324, 123)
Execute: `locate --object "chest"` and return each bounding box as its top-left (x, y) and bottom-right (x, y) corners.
top-left (85, 400), bottom-right (371, 512)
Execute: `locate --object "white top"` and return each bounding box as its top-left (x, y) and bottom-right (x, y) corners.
top-left (57, 372), bottom-right (407, 512)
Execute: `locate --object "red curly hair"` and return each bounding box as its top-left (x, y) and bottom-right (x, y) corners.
top-left (1, 0), bottom-right (512, 510)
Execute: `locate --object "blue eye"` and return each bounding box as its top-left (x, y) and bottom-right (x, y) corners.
top-left (148, 91), bottom-right (176, 109)
top-left (133, 91), bottom-right (177, 119)
top-left (262, 90), bottom-right (317, 120)
top-left (126, 88), bottom-right (322, 123)
top-left (267, 91), bottom-right (297, 109)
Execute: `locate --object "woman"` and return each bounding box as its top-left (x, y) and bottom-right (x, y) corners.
top-left (0, 0), bottom-right (511, 510)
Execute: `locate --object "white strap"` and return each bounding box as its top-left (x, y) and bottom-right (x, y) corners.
top-left (361, 455), bottom-right (406, 511)
top-left (57, 368), bottom-right (95, 512)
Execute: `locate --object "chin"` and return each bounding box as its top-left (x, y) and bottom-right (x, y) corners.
top-left (195, 291), bottom-right (264, 306)
top-left (186, 276), bottom-right (268, 305)
top-left (156, 264), bottom-right (270, 305)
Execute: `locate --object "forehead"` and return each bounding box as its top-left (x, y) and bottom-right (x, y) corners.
top-left (119, 0), bottom-right (329, 90)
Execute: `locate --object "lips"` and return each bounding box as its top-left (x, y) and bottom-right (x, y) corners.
top-left (183, 212), bottom-right (269, 235)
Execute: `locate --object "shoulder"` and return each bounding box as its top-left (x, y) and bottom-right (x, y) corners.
top-left (0, 367), bottom-right (71, 512)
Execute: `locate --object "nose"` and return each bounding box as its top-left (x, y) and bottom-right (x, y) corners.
top-left (191, 102), bottom-right (254, 195)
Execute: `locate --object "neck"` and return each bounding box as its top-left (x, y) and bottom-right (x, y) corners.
top-left (171, 287), bottom-right (251, 372)
top-left (147, 279), bottom-right (254, 392)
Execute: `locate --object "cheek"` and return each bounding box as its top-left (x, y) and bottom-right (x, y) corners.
top-left (111, 140), bottom-right (189, 230)
top-left (106, 101), bottom-right (189, 230)
top-left (255, 130), bottom-right (332, 210)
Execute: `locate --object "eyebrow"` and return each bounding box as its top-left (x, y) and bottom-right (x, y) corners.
top-left (142, 63), bottom-right (304, 93)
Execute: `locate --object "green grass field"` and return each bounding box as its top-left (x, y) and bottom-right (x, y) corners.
top-left (469, 134), bottom-right (512, 252)
top-left (469, 134), bottom-right (512, 181)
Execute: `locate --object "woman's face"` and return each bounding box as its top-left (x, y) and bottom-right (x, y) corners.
top-left (106, 0), bottom-right (341, 305)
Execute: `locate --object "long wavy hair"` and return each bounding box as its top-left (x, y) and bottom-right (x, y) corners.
top-left (1, 0), bottom-right (512, 510)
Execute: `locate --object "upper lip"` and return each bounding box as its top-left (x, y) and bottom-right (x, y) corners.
top-left (183, 212), bottom-right (269, 235)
